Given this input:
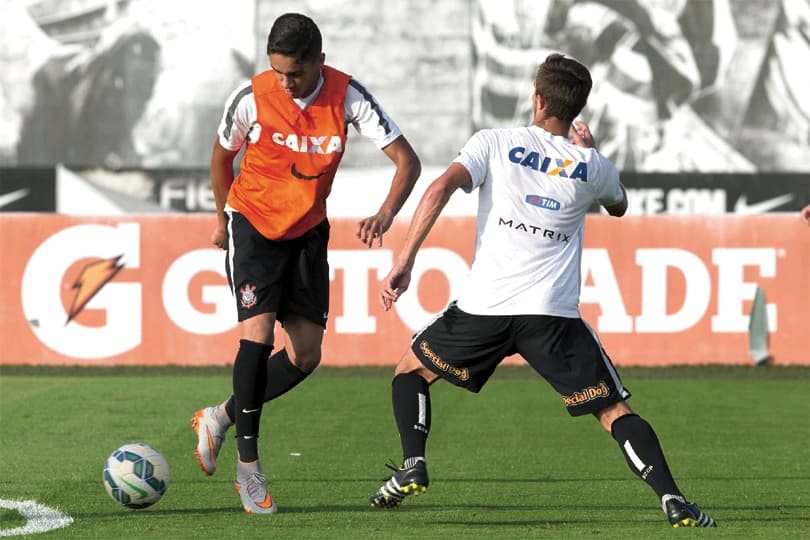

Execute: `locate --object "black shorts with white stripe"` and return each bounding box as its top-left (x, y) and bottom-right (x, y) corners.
top-left (410, 302), bottom-right (630, 415)
top-left (225, 212), bottom-right (330, 327)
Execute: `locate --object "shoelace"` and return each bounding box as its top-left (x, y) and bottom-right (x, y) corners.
top-left (245, 472), bottom-right (267, 500)
top-left (383, 459), bottom-right (401, 475)
top-left (374, 461), bottom-right (406, 499)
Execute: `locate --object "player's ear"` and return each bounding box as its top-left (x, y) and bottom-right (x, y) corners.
top-left (532, 92), bottom-right (546, 121)
top-left (535, 93), bottom-right (547, 111)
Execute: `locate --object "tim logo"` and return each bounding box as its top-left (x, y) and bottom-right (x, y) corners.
top-left (508, 147), bottom-right (588, 181)
top-left (525, 195), bottom-right (560, 211)
top-left (239, 284), bottom-right (257, 308)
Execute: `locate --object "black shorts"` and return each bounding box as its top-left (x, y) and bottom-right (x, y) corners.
top-left (411, 302), bottom-right (631, 416)
top-left (225, 212), bottom-right (329, 327)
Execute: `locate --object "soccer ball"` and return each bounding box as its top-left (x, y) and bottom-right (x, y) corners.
top-left (103, 442), bottom-right (170, 509)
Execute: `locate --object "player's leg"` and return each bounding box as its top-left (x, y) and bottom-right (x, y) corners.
top-left (392, 353), bottom-right (438, 469)
top-left (250, 218), bottom-right (329, 400)
top-left (235, 221), bottom-right (329, 514)
top-left (595, 400), bottom-right (682, 503)
top-left (218, 315), bottom-right (323, 425)
top-left (233, 312), bottom-right (278, 514)
top-left (281, 313), bottom-right (324, 372)
top-left (195, 210), bottom-right (275, 476)
top-left (195, 346), bottom-right (293, 477)
top-left (370, 349), bottom-right (437, 508)
top-left (223, 219), bottom-right (330, 417)
top-left (598, 402), bottom-right (716, 527)
top-left (519, 316), bottom-right (715, 527)
top-left (233, 314), bottom-right (275, 465)
top-left (193, 211), bottom-right (283, 514)
top-left (371, 302), bottom-right (512, 508)
top-left (194, 217), bottom-right (325, 471)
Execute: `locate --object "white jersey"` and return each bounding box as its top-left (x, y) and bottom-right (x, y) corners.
top-left (453, 125), bottom-right (622, 317)
top-left (217, 71), bottom-right (402, 151)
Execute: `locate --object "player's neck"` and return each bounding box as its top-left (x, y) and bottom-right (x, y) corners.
top-left (532, 116), bottom-right (570, 138)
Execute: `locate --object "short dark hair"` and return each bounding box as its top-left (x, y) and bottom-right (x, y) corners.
top-left (534, 53), bottom-right (592, 123)
top-left (266, 13), bottom-right (322, 62)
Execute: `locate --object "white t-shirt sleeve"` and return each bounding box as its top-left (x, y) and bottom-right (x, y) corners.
top-left (217, 80), bottom-right (255, 151)
top-left (452, 130), bottom-right (490, 193)
top-left (593, 154), bottom-right (624, 206)
top-left (344, 79), bottom-right (403, 148)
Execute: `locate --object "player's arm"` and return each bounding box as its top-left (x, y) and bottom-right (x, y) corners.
top-left (570, 120), bottom-right (627, 217)
top-left (801, 203), bottom-right (810, 226)
top-left (209, 81), bottom-right (252, 249)
top-left (380, 163), bottom-right (471, 310)
top-left (603, 184), bottom-right (628, 217)
top-left (357, 135), bottom-right (421, 248)
top-left (344, 79), bottom-right (421, 247)
top-left (210, 141), bottom-right (239, 249)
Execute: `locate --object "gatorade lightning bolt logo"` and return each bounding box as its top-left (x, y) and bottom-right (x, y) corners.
top-left (65, 255), bottom-right (125, 325)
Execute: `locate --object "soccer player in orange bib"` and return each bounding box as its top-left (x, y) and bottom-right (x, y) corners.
top-left (191, 12), bottom-right (420, 514)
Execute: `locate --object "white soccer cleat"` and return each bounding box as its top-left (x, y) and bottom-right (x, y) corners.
top-left (235, 460), bottom-right (278, 514)
top-left (191, 405), bottom-right (231, 476)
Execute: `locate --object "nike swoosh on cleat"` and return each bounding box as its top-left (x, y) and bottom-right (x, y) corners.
top-left (256, 492), bottom-right (274, 508)
top-left (290, 163), bottom-right (326, 180)
top-left (733, 193), bottom-right (794, 215)
top-left (207, 431), bottom-right (215, 454)
top-left (0, 188), bottom-right (30, 209)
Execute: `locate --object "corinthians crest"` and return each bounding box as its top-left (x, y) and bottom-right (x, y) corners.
top-left (239, 284), bottom-right (257, 308)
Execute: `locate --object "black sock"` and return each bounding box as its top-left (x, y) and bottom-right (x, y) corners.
top-left (392, 373), bottom-right (431, 463)
top-left (233, 339), bottom-right (270, 462)
top-left (225, 349), bottom-right (310, 420)
top-left (611, 414), bottom-right (682, 500)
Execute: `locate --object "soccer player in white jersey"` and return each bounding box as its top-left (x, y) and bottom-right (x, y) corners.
top-left (369, 53), bottom-right (716, 529)
top-left (190, 13), bottom-right (420, 514)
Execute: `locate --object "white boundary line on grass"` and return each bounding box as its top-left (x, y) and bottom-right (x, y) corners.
top-left (0, 499), bottom-right (73, 537)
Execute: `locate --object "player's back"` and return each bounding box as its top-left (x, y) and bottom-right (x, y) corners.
top-left (454, 125), bottom-right (620, 318)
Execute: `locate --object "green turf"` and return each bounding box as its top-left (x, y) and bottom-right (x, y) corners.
top-left (1, 366), bottom-right (808, 538)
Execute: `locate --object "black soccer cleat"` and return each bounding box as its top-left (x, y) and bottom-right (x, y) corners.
top-left (369, 460), bottom-right (429, 508)
top-left (666, 498), bottom-right (717, 528)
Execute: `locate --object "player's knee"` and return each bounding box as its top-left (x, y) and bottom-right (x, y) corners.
top-left (239, 313), bottom-right (276, 344)
top-left (394, 349), bottom-right (437, 383)
top-left (394, 349), bottom-right (420, 374)
top-left (595, 400), bottom-right (634, 433)
top-left (289, 348), bottom-right (321, 373)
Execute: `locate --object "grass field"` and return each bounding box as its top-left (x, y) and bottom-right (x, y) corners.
top-left (1, 365), bottom-right (808, 539)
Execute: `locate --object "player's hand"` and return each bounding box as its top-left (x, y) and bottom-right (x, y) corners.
top-left (211, 225), bottom-right (227, 250)
top-left (380, 262), bottom-right (412, 311)
top-left (801, 204), bottom-right (810, 226)
top-left (357, 212), bottom-right (394, 248)
top-left (569, 120), bottom-right (596, 148)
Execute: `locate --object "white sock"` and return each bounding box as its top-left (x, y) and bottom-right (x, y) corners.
top-left (403, 457), bottom-right (424, 469)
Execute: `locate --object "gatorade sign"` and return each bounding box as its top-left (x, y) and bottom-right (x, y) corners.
top-left (0, 214), bottom-right (807, 366)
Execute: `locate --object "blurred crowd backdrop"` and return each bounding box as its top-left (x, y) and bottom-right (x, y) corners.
top-left (0, 0), bottom-right (808, 212)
